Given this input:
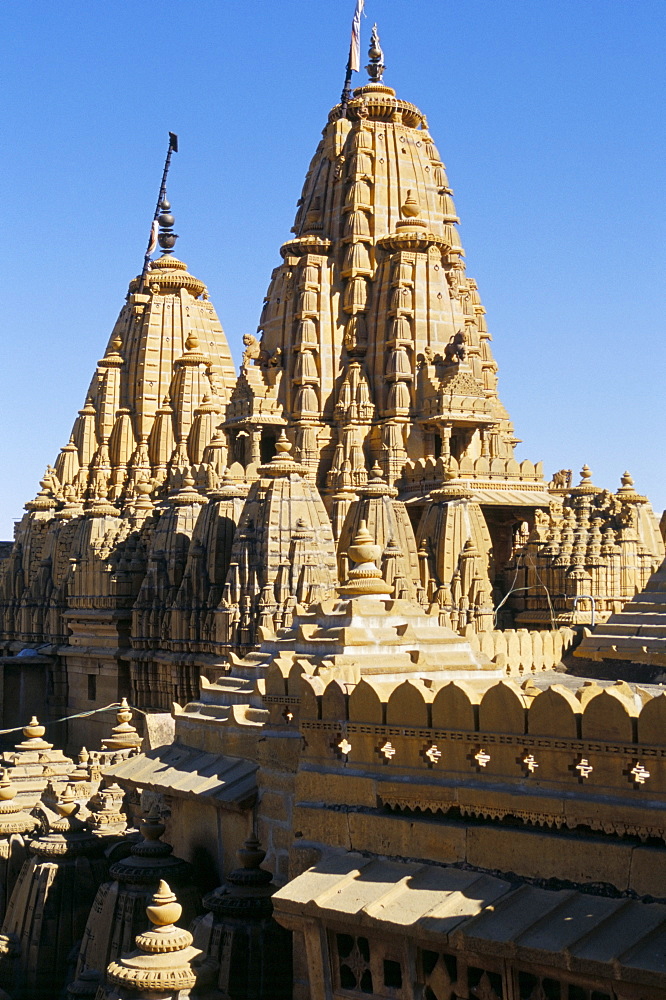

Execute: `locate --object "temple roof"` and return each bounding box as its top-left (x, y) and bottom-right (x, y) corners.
top-left (273, 852), bottom-right (666, 989)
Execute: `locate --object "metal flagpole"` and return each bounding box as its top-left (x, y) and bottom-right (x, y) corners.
top-left (340, 0), bottom-right (364, 119)
top-left (138, 132), bottom-right (178, 294)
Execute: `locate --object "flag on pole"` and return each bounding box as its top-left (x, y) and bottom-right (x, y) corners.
top-left (349, 0), bottom-right (365, 72)
top-left (147, 219), bottom-right (159, 255)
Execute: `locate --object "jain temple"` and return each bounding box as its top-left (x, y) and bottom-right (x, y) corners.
top-left (0, 20), bottom-right (665, 1000)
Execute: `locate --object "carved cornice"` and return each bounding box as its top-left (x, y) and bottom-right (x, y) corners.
top-left (280, 236), bottom-right (332, 258)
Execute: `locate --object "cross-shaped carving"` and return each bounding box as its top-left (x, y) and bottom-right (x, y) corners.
top-left (629, 761), bottom-right (650, 785)
top-left (570, 756), bottom-right (593, 781)
top-left (332, 736), bottom-right (352, 758)
top-left (378, 740), bottom-right (396, 761)
top-left (281, 706), bottom-right (294, 724)
top-left (469, 747), bottom-right (490, 769)
top-left (422, 743), bottom-right (442, 766)
top-left (519, 752), bottom-right (539, 774)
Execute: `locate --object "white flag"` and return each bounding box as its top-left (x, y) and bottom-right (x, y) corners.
top-left (350, 0), bottom-right (365, 73)
top-left (147, 219), bottom-right (159, 255)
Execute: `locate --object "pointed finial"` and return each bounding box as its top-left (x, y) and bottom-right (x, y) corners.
top-left (0, 769), bottom-right (16, 803)
top-left (579, 465), bottom-right (592, 484)
top-left (366, 23), bottom-right (385, 83)
top-left (338, 520), bottom-right (392, 597)
top-left (275, 430), bottom-right (292, 457)
top-left (401, 190), bottom-right (420, 219)
top-left (146, 879), bottom-right (182, 928)
top-left (101, 696), bottom-right (143, 752)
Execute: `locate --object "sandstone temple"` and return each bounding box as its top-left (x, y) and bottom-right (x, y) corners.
top-left (0, 19), bottom-right (664, 1000)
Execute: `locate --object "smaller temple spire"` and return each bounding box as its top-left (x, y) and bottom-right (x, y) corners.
top-left (104, 880), bottom-right (202, 1000)
top-left (366, 23), bottom-right (385, 83)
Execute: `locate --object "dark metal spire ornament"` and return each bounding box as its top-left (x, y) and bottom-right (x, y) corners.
top-left (366, 23), bottom-right (385, 84)
top-left (157, 197), bottom-right (178, 255)
top-left (139, 131), bottom-right (178, 293)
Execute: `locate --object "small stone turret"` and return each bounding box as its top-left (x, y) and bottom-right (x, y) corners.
top-left (191, 836), bottom-right (292, 1000)
top-left (0, 770), bottom-right (37, 921)
top-left (337, 465), bottom-right (422, 601)
top-left (73, 808), bottom-right (199, 990)
top-left (1, 783), bottom-right (110, 1000)
top-left (0, 717), bottom-right (72, 809)
top-left (101, 880), bottom-right (209, 1000)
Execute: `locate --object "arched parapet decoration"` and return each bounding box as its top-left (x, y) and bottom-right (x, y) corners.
top-left (264, 655), bottom-right (292, 699)
top-left (386, 679), bottom-right (432, 729)
top-left (348, 678), bottom-right (387, 726)
top-left (479, 680), bottom-right (528, 734)
top-left (576, 681), bottom-right (604, 711)
top-left (528, 685), bottom-right (581, 739)
top-left (300, 675), bottom-right (325, 721)
top-left (582, 686), bottom-right (638, 743)
top-left (321, 679), bottom-right (349, 724)
top-left (431, 680), bottom-right (479, 732)
top-left (288, 658), bottom-right (312, 699)
top-left (638, 692), bottom-right (666, 745)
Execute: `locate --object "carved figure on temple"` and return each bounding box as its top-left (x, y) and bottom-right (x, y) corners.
top-left (550, 468), bottom-right (573, 489)
top-left (241, 334), bottom-right (261, 368)
top-left (443, 330), bottom-right (467, 363)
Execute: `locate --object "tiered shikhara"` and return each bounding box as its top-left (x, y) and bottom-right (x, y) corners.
top-left (0, 31), bottom-right (663, 744)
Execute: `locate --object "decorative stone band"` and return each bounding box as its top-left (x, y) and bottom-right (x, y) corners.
top-left (105, 960), bottom-right (197, 992)
top-left (280, 236), bottom-right (332, 258)
top-left (376, 231), bottom-right (450, 254)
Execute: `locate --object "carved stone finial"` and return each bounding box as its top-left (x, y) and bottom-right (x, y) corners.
top-left (157, 196), bottom-right (179, 255)
top-left (101, 698), bottom-right (143, 753)
top-left (107, 804), bottom-right (191, 886)
top-left (146, 879), bottom-right (183, 927)
top-left (16, 715), bottom-right (53, 751)
top-left (338, 520), bottom-right (392, 597)
top-left (401, 190), bottom-right (420, 219)
top-left (105, 880), bottom-right (201, 995)
top-left (0, 770), bottom-right (15, 804)
top-left (202, 835), bottom-right (276, 922)
top-left (259, 430), bottom-right (308, 478)
top-left (396, 189), bottom-right (427, 231)
top-left (366, 23), bottom-right (385, 83)
top-left (616, 469), bottom-right (647, 504)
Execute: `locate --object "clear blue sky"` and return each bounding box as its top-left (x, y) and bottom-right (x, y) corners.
top-left (1, 0), bottom-right (664, 538)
